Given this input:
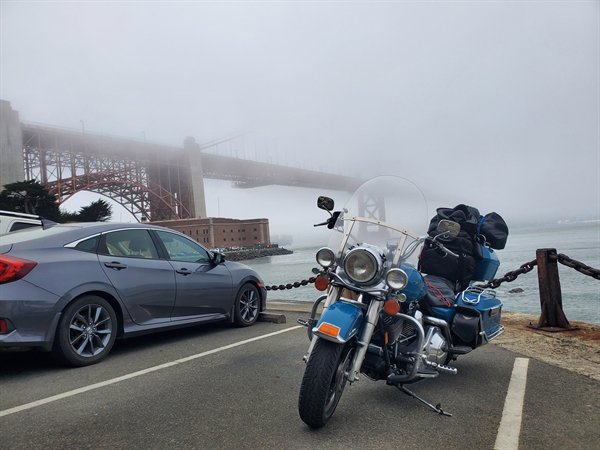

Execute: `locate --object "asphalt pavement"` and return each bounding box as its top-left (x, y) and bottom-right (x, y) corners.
top-left (0, 306), bottom-right (599, 450)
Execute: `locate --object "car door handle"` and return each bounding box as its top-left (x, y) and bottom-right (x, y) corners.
top-left (104, 261), bottom-right (127, 270)
top-left (176, 268), bottom-right (193, 275)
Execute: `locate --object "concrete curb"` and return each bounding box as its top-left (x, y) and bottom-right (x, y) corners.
top-left (258, 311), bottom-right (287, 324)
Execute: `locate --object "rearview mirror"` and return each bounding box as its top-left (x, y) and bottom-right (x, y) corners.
top-left (212, 252), bottom-right (226, 265)
top-left (317, 196), bottom-right (334, 212)
top-left (436, 219), bottom-right (460, 238)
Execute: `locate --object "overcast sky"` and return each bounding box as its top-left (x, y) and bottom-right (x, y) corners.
top-left (1, 1), bottom-right (598, 238)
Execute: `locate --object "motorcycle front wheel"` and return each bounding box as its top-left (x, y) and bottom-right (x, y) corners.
top-left (298, 338), bottom-right (354, 428)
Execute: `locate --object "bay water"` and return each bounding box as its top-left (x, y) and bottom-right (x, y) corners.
top-left (244, 222), bottom-right (600, 325)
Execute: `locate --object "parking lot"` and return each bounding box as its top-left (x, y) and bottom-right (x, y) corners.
top-left (1, 312), bottom-right (599, 450)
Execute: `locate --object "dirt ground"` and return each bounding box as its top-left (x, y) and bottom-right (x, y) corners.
top-left (494, 311), bottom-right (600, 382)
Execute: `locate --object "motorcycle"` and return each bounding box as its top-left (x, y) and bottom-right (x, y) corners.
top-left (297, 176), bottom-right (505, 428)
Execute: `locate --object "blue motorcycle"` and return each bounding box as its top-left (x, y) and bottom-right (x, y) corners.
top-left (298, 176), bottom-right (505, 428)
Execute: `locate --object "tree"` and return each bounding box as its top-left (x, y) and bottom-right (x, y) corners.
top-left (0, 180), bottom-right (113, 223)
top-left (69, 199), bottom-right (112, 222)
top-left (0, 180), bottom-right (61, 221)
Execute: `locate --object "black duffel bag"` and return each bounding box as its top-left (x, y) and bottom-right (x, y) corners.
top-left (477, 212), bottom-right (509, 250)
top-left (419, 229), bottom-right (479, 292)
top-left (427, 204), bottom-right (481, 236)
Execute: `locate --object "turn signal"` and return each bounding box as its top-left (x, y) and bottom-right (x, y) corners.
top-left (317, 322), bottom-right (340, 338)
top-left (383, 299), bottom-right (400, 315)
top-left (314, 275), bottom-right (328, 291)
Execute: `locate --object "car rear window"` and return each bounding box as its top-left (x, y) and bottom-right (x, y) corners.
top-left (0, 225), bottom-right (81, 245)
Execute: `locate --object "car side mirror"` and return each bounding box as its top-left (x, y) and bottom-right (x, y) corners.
top-left (212, 252), bottom-right (226, 265)
top-left (317, 196), bottom-right (334, 212)
top-left (436, 219), bottom-right (460, 238)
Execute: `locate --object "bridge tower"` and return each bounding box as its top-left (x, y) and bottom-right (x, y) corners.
top-left (184, 136), bottom-right (207, 218)
top-left (0, 101), bottom-right (25, 189)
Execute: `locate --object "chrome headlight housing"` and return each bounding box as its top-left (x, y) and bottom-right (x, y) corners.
top-left (316, 247), bottom-right (336, 268)
top-left (386, 268), bottom-right (408, 291)
top-left (343, 247), bottom-right (382, 285)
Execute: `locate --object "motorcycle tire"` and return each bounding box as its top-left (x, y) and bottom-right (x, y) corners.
top-left (298, 338), bottom-right (354, 428)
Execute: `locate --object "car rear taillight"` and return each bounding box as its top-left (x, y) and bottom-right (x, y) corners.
top-left (0, 255), bottom-right (37, 284)
top-left (0, 318), bottom-right (14, 334)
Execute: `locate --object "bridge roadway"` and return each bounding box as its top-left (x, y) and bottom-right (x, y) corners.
top-left (200, 151), bottom-right (362, 191)
top-left (1, 304), bottom-right (598, 449)
top-left (21, 122), bottom-right (363, 192)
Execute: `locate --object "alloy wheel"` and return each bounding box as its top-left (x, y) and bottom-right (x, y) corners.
top-left (239, 287), bottom-right (259, 323)
top-left (68, 304), bottom-right (114, 357)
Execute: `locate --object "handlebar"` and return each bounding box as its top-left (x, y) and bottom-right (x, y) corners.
top-left (435, 241), bottom-right (459, 258)
top-left (424, 235), bottom-right (459, 258)
top-left (314, 211), bottom-right (342, 229)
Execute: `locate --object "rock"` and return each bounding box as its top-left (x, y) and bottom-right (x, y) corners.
top-left (509, 287), bottom-right (524, 294)
top-left (223, 247), bottom-right (293, 261)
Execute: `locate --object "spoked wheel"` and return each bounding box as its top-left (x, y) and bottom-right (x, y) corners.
top-left (233, 283), bottom-right (260, 326)
top-left (298, 338), bottom-right (354, 428)
top-left (53, 296), bottom-right (117, 367)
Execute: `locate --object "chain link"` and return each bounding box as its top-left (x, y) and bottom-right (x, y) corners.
top-left (557, 254), bottom-right (600, 280)
top-left (265, 277), bottom-right (316, 291)
top-left (264, 253), bottom-right (599, 292)
top-left (483, 259), bottom-right (538, 289)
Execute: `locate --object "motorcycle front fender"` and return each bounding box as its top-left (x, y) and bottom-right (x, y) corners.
top-left (312, 301), bottom-right (365, 344)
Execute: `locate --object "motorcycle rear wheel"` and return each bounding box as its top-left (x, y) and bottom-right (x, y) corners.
top-left (298, 338), bottom-right (354, 428)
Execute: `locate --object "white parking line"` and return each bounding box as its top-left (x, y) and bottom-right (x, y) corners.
top-left (0, 325), bottom-right (303, 418)
top-left (494, 357), bottom-right (530, 450)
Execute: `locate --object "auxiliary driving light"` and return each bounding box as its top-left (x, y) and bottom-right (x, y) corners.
top-left (386, 268), bottom-right (408, 290)
top-left (316, 247), bottom-right (335, 268)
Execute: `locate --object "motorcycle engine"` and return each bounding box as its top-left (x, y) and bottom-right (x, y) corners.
top-left (420, 326), bottom-right (449, 375)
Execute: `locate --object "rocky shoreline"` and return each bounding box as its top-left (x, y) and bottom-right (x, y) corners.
top-left (223, 247), bottom-right (293, 261)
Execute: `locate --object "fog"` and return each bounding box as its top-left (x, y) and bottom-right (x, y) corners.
top-left (1, 1), bottom-right (598, 240)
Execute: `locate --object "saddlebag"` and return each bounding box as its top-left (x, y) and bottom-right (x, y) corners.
top-left (451, 307), bottom-right (483, 348)
top-left (452, 288), bottom-right (503, 347)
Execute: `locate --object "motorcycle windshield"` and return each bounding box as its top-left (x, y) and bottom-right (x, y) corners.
top-left (328, 176), bottom-right (428, 266)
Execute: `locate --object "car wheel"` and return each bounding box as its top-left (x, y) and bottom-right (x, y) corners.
top-left (233, 283), bottom-right (260, 327)
top-left (53, 295), bottom-right (117, 367)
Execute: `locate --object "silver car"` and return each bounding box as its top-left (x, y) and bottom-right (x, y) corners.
top-left (0, 223), bottom-right (267, 366)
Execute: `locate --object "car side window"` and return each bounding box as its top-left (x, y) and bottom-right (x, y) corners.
top-left (101, 230), bottom-right (159, 259)
top-left (156, 230), bottom-right (210, 263)
top-left (74, 236), bottom-right (99, 253)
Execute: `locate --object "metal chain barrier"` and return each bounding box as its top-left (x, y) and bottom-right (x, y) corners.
top-left (483, 259), bottom-right (537, 289)
top-left (264, 253), bottom-right (599, 292)
top-left (265, 277), bottom-right (316, 291)
top-left (556, 253), bottom-right (600, 280)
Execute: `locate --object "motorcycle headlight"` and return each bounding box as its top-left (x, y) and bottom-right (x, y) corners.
top-left (316, 247), bottom-right (335, 268)
top-left (343, 248), bottom-right (380, 284)
top-left (386, 268), bottom-right (408, 290)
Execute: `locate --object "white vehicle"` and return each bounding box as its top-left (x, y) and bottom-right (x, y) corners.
top-left (0, 210), bottom-right (50, 235)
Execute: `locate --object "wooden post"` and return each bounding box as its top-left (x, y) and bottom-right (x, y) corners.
top-left (533, 248), bottom-right (571, 330)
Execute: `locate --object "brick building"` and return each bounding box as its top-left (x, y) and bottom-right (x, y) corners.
top-left (150, 217), bottom-right (270, 249)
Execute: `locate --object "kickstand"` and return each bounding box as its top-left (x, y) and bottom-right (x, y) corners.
top-left (395, 385), bottom-right (452, 417)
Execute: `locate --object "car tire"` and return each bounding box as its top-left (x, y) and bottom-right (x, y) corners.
top-left (53, 295), bottom-right (117, 367)
top-left (233, 283), bottom-right (260, 327)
